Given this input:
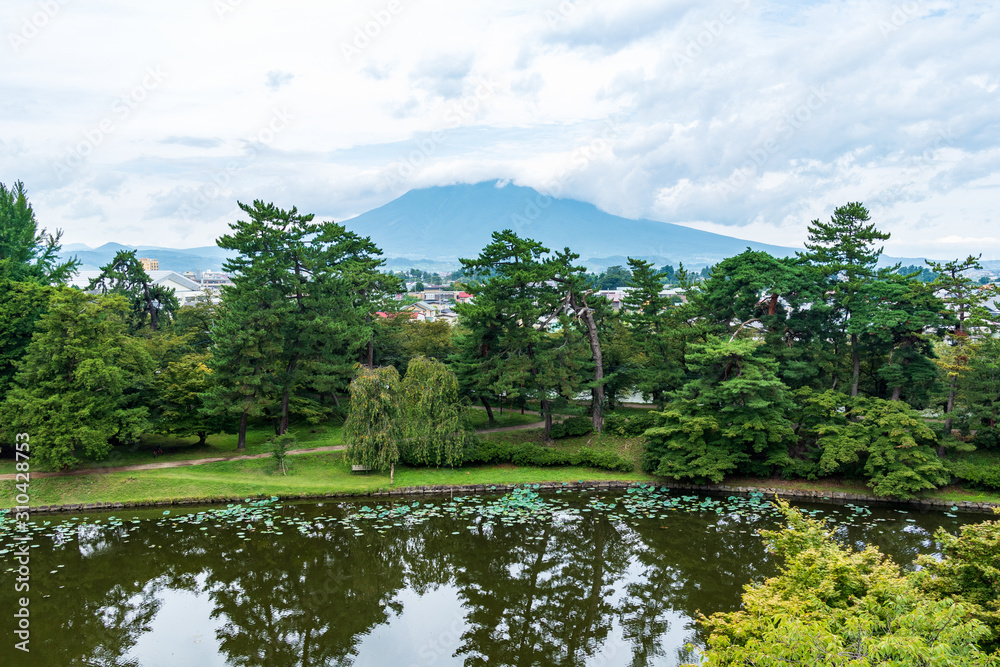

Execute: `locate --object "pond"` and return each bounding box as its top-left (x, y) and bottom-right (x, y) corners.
top-left (0, 486), bottom-right (990, 666)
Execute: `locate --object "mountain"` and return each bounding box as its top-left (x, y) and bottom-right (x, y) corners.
top-left (59, 243), bottom-right (235, 272)
top-left (341, 180), bottom-right (800, 269)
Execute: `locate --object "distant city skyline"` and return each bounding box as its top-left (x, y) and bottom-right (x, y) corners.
top-left (2, 1), bottom-right (997, 259)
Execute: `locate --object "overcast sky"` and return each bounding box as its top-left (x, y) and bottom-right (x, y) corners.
top-left (1, 0), bottom-right (997, 259)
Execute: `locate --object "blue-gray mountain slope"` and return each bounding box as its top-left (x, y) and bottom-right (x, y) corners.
top-left (342, 180), bottom-right (800, 268)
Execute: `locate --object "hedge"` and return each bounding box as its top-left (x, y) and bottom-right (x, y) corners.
top-left (463, 439), bottom-right (633, 472)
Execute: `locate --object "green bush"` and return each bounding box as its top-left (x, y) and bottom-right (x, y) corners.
top-left (549, 416), bottom-right (593, 439)
top-left (462, 439), bottom-right (633, 472)
top-left (972, 426), bottom-right (1000, 451)
top-left (603, 411), bottom-right (657, 437)
top-left (947, 455), bottom-right (1000, 490)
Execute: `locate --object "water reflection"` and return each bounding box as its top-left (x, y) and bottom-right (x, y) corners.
top-left (0, 492), bottom-right (986, 667)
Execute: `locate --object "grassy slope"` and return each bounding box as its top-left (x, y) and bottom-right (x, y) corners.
top-left (4, 406), bottom-right (998, 507)
top-left (6, 451), bottom-right (657, 507)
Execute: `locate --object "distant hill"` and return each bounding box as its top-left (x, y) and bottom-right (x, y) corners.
top-left (61, 181), bottom-right (954, 274)
top-left (341, 180), bottom-right (800, 270)
top-left (58, 243), bottom-right (234, 273)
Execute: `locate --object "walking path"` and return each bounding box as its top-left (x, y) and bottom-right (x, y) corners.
top-left (0, 416), bottom-right (555, 481)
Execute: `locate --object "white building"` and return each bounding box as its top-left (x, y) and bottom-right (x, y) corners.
top-left (70, 270), bottom-right (209, 307)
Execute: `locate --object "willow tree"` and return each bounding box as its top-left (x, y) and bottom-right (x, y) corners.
top-left (344, 365), bottom-right (403, 483)
top-left (399, 356), bottom-right (476, 467)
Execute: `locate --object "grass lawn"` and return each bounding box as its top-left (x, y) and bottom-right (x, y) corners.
top-left (466, 408), bottom-right (542, 429)
top-left (0, 421), bottom-right (344, 475)
top-left (3, 450), bottom-right (658, 508)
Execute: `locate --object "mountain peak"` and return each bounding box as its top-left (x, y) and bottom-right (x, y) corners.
top-left (343, 181), bottom-right (798, 268)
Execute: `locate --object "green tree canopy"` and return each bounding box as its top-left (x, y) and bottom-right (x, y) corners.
top-left (692, 502), bottom-right (1000, 666)
top-left (344, 365), bottom-right (403, 482)
top-left (0, 290), bottom-right (151, 469)
top-left (0, 180), bottom-right (78, 284)
top-left (398, 356), bottom-right (476, 467)
top-left (642, 337), bottom-right (795, 483)
top-left (88, 249), bottom-right (179, 332)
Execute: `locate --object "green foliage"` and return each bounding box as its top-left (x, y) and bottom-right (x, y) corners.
top-left (946, 454), bottom-right (1000, 491)
top-left (642, 337), bottom-right (795, 483)
top-left (88, 249), bottom-right (179, 331)
top-left (398, 356), bottom-right (475, 467)
top-left (602, 411), bottom-right (656, 437)
top-left (589, 264), bottom-right (631, 290)
top-left (973, 426), bottom-right (1000, 451)
top-left (0, 279), bottom-right (53, 402)
top-left (0, 290), bottom-right (152, 470)
top-left (692, 501), bottom-right (1000, 666)
top-left (0, 180), bottom-right (78, 285)
top-left (270, 433), bottom-right (295, 475)
top-left (804, 395), bottom-right (950, 498)
top-left (151, 350), bottom-right (229, 444)
top-left (916, 512), bottom-right (1000, 652)
top-left (549, 416), bottom-right (593, 439)
top-left (343, 365), bottom-right (403, 479)
top-left (463, 440), bottom-right (633, 472)
top-left (622, 257), bottom-right (689, 405)
top-left (455, 231), bottom-right (591, 437)
top-left (204, 200), bottom-right (400, 446)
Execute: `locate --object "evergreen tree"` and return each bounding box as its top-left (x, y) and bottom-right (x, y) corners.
top-left (801, 202), bottom-right (891, 396)
top-left (0, 290), bottom-right (151, 469)
top-left (202, 278), bottom-right (285, 449)
top-left (206, 200), bottom-right (399, 444)
top-left (456, 230), bottom-right (586, 439)
top-left (642, 337), bottom-right (795, 483)
top-left (622, 258), bottom-right (683, 407)
top-left (0, 180), bottom-right (78, 285)
top-left (88, 249), bottom-right (178, 331)
top-left (927, 255), bottom-right (999, 435)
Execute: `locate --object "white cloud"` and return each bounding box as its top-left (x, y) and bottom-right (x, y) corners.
top-left (0, 0), bottom-right (996, 259)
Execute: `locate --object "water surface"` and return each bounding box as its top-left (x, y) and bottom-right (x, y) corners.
top-left (1, 486), bottom-right (986, 666)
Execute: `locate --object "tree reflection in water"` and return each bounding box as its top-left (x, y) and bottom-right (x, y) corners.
top-left (0, 492), bottom-right (981, 667)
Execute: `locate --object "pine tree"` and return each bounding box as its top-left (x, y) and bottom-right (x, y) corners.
top-left (0, 290), bottom-right (151, 469)
top-left (801, 202), bottom-right (891, 396)
top-left (88, 249), bottom-right (178, 331)
top-left (642, 337), bottom-right (795, 483)
top-left (927, 255), bottom-right (1000, 438)
top-left (0, 180), bottom-right (78, 285)
top-left (456, 230), bottom-right (587, 439)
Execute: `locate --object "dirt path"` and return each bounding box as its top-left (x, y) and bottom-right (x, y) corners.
top-left (0, 418), bottom-right (556, 481)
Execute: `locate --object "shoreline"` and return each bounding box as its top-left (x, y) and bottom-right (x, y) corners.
top-left (8, 479), bottom-right (998, 515)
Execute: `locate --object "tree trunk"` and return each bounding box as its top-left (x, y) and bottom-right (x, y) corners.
top-left (279, 389), bottom-right (291, 435)
top-left (237, 409), bottom-right (248, 450)
top-left (479, 396), bottom-right (496, 425)
top-left (332, 393), bottom-right (341, 408)
top-left (940, 375), bottom-right (957, 457)
top-left (390, 462), bottom-right (394, 485)
top-left (197, 431), bottom-right (207, 446)
top-left (541, 399), bottom-right (552, 441)
top-left (578, 298), bottom-right (605, 433)
top-left (850, 333), bottom-right (861, 397)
